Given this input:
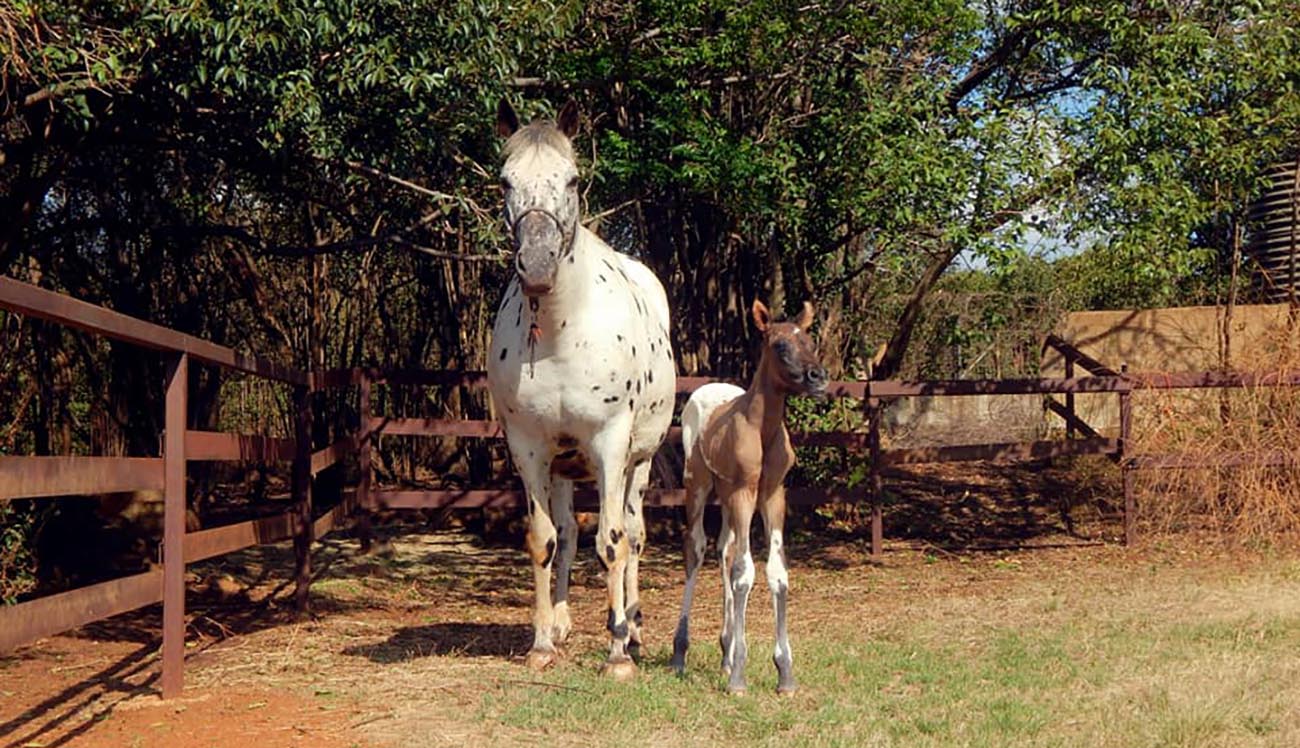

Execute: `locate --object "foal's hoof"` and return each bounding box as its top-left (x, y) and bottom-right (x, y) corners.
top-left (524, 648), bottom-right (557, 671)
top-left (600, 657), bottom-right (638, 682)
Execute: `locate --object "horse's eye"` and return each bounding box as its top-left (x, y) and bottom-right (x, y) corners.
top-left (566, 176), bottom-right (579, 190)
top-left (500, 178), bottom-right (512, 192)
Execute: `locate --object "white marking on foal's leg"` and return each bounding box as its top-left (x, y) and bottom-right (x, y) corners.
top-left (767, 528), bottom-right (796, 694)
top-left (727, 545), bottom-right (756, 694)
top-left (717, 506), bottom-right (735, 677)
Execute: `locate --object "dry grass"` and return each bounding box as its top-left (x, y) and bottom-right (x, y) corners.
top-left (1131, 322), bottom-right (1300, 542)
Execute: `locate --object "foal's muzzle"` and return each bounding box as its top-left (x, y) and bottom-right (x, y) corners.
top-left (513, 210), bottom-right (564, 297)
top-left (803, 366), bottom-right (829, 398)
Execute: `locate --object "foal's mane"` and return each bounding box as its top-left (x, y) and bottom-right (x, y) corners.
top-left (503, 121), bottom-right (575, 161)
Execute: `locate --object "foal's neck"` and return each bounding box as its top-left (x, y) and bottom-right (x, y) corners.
top-left (741, 351), bottom-right (789, 440)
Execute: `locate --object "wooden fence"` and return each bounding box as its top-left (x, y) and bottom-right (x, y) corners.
top-left (3, 275), bottom-right (1300, 698)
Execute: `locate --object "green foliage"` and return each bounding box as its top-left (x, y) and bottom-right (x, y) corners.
top-left (0, 502), bottom-right (39, 605)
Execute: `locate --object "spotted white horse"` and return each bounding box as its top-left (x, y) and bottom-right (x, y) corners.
top-left (487, 99), bottom-right (677, 680)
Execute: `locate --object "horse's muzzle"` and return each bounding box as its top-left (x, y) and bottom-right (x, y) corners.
top-left (514, 212), bottom-right (563, 296)
top-left (803, 367), bottom-right (830, 398)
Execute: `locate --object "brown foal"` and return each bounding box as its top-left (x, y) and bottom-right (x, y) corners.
top-left (670, 300), bottom-right (828, 694)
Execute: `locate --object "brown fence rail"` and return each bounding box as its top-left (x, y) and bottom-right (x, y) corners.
top-left (0, 276), bottom-right (317, 699)
top-left (5, 275), bottom-right (1300, 700)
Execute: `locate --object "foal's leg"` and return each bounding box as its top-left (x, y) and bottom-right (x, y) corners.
top-left (717, 502), bottom-right (736, 677)
top-left (623, 458), bottom-right (653, 662)
top-left (671, 451), bottom-right (712, 675)
top-left (550, 477), bottom-right (577, 644)
top-left (722, 485), bottom-right (758, 694)
top-left (761, 485), bottom-right (796, 694)
top-left (507, 432), bottom-right (558, 670)
top-left (591, 421), bottom-right (636, 680)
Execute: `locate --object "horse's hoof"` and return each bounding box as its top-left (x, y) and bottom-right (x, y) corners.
top-left (552, 609), bottom-right (572, 644)
top-left (776, 683), bottom-right (798, 697)
top-left (600, 657), bottom-right (638, 682)
top-left (524, 648), bottom-right (557, 671)
top-left (726, 684), bottom-right (747, 696)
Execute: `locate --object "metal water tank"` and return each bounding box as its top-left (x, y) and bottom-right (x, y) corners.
top-left (1248, 160), bottom-right (1300, 302)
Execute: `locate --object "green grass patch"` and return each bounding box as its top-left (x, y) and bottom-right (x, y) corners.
top-left (480, 598), bottom-right (1300, 747)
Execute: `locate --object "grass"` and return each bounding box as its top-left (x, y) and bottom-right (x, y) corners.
top-left (12, 528), bottom-right (1300, 748)
top-left (480, 561), bottom-right (1300, 748)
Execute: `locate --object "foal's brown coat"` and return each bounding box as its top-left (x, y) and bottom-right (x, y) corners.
top-left (671, 300), bottom-right (828, 694)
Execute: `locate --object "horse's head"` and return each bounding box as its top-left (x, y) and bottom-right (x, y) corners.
top-left (496, 98), bottom-right (582, 297)
top-left (753, 299), bottom-right (828, 397)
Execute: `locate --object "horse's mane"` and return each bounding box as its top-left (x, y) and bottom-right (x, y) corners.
top-left (503, 121), bottom-right (574, 161)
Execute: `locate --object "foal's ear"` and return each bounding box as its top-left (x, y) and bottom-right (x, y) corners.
top-left (497, 98), bottom-right (520, 138)
top-left (795, 301), bottom-right (814, 329)
top-left (557, 99), bottom-right (581, 138)
top-left (752, 299), bottom-right (772, 332)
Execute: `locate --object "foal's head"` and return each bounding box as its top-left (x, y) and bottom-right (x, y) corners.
top-left (752, 300), bottom-right (828, 397)
top-left (496, 98), bottom-right (582, 297)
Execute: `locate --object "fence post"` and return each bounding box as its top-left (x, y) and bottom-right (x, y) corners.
top-left (866, 385), bottom-right (883, 560)
top-left (355, 370), bottom-right (374, 553)
top-left (1064, 352), bottom-right (1076, 440)
top-left (1118, 363), bottom-right (1134, 546)
top-left (161, 352), bottom-right (188, 699)
top-left (292, 383), bottom-right (313, 612)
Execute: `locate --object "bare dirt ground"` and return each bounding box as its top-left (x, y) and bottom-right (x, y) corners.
top-left (0, 461), bottom-right (1277, 748)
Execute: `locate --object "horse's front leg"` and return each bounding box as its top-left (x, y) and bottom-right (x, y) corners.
top-left (720, 480), bottom-right (758, 695)
top-left (622, 457), bottom-right (653, 663)
top-left (507, 431), bottom-right (559, 670)
top-left (760, 483), bottom-right (796, 695)
top-left (590, 421), bottom-right (636, 680)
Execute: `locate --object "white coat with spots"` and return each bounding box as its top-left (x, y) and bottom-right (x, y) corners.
top-left (486, 99), bottom-right (676, 679)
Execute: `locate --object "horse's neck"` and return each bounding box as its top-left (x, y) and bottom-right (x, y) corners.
top-left (739, 354), bottom-right (788, 441)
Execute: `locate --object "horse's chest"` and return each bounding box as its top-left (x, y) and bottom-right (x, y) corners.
top-left (491, 322), bottom-right (670, 426)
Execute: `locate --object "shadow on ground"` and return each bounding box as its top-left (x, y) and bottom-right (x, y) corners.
top-left (341, 622), bottom-right (532, 662)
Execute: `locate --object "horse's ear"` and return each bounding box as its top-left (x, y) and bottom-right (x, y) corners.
top-left (752, 299), bottom-right (772, 332)
top-left (557, 99), bottom-right (580, 138)
top-left (497, 98), bottom-right (520, 138)
top-left (795, 301), bottom-right (814, 329)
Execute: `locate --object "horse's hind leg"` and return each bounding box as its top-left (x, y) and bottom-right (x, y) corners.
top-left (671, 453), bottom-right (712, 675)
top-left (717, 501), bottom-right (735, 678)
top-left (623, 458), bottom-right (652, 662)
top-left (550, 477), bottom-right (577, 644)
